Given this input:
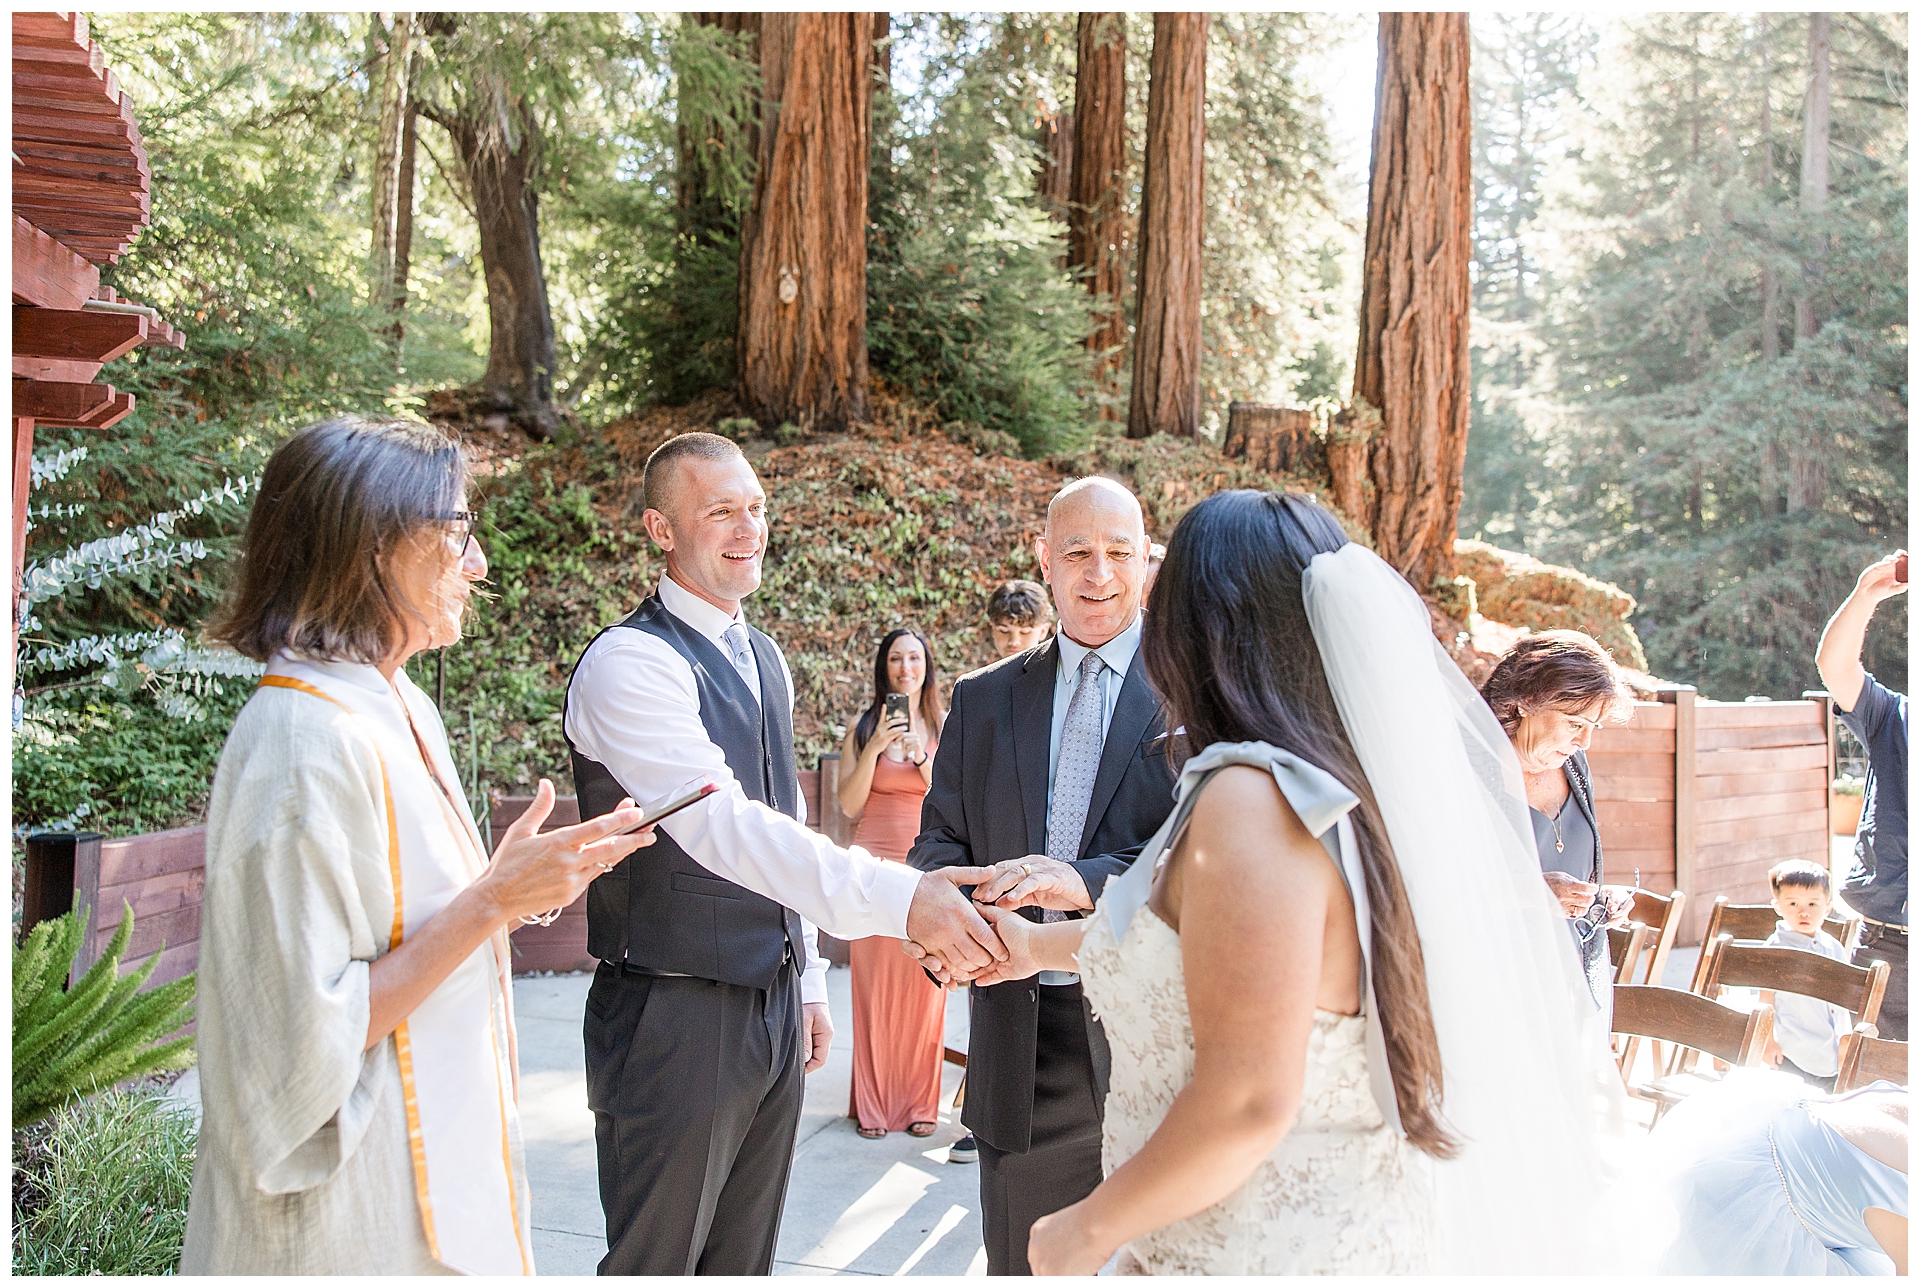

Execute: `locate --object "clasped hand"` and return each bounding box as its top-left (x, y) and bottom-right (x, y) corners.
top-left (901, 856), bottom-right (1090, 987)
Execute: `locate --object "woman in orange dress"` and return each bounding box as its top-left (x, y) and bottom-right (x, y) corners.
top-left (837, 627), bottom-right (948, 1138)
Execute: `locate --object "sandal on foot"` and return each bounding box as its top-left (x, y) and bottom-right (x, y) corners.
top-left (907, 1121), bottom-right (937, 1137)
top-left (856, 1124), bottom-right (887, 1139)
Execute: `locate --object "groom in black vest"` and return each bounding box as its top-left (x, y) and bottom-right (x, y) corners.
top-left (563, 432), bottom-right (1007, 1276)
top-left (910, 477), bottom-right (1178, 1274)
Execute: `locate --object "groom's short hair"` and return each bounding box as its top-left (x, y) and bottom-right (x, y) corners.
top-left (643, 431), bottom-right (746, 518)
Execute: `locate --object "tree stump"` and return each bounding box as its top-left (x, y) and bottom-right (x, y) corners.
top-left (1223, 403), bottom-right (1325, 478)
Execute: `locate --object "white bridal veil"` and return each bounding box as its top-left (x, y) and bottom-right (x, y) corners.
top-left (1302, 543), bottom-right (1633, 1275)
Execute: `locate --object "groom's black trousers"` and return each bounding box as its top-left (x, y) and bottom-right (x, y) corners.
top-left (584, 960), bottom-right (804, 1276)
top-left (975, 983), bottom-right (1106, 1275)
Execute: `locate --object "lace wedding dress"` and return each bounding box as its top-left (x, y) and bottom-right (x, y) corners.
top-left (1079, 894), bottom-right (1438, 1275)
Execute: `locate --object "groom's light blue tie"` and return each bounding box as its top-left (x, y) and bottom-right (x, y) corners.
top-left (1042, 650), bottom-right (1106, 984)
top-left (721, 622), bottom-right (759, 698)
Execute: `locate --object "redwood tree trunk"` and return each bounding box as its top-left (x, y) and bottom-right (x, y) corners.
top-left (1351, 12), bottom-right (1472, 589)
top-left (873, 12), bottom-right (890, 87)
top-left (736, 13), bottom-right (872, 431)
top-left (1069, 12), bottom-right (1128, 415)
top-left (1126, 13), bottom-right (1207, 440)
top-left (442, 95), bottom-right (559, 438)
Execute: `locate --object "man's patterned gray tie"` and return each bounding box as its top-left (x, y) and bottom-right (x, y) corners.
top-left (722, 623), bottom-right (758, 696)
top-left (1039, 651), bottom-right (1105, 983)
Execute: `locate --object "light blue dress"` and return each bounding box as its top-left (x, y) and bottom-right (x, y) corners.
top-left (1653, 1076), bottom-right (1908, 1275)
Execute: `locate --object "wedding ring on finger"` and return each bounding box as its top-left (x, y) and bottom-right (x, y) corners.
top-left (1021, 862), bottom-right (1033, 877)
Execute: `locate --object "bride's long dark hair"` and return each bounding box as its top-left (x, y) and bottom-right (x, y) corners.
top-left (1141, 489), bottom-right (1457, 1159)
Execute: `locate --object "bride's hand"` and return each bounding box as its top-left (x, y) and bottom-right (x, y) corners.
top-left (1028, 1200), bottom-right (1111, 1276)
top-left (966, 904), bottom-right (1045, 987)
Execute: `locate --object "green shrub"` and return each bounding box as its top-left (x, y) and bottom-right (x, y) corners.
top-left (14, 906), bottom-right (196, 1130)
top-left (12, 1085), bottom-right (197, 1275)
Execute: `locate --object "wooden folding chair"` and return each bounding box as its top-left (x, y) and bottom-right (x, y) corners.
top-left (1620, 888), bottom-right (1686, 987)
top-left (1835, 1026), bottom-right (1909, 1092)
top-left (1608, 922), bottom-right (1651, 985)
top-left (1698, 938), bottom-right (1890, 1035)
top-left (1611, 984), bottom-right (1774, 1126)
top-left (1690, 897), bottom-right (1863, 989)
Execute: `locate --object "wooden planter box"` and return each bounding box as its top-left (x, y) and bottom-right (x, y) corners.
top-left (1587, 689), bottom-right (1838, 945)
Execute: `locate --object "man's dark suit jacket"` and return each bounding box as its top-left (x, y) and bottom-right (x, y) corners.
top-left (908, 635), bottom-right (1177, 1154)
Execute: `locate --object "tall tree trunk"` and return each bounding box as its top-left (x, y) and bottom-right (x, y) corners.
top-left (1126, 13), bottom-right (1207, 440)
top-left (1758, 14), bottom-right (1779, 364)
top-left (1351, 12), bottom-right (1473, 590)
top-left (392, 91), bottom-right (418, 352)
top-left (679, 12), bottom-right (762, 246)
top-left (1757, 14), bottom-right (1785, 517)
top-left (1069, 12), bottom-right (1128, 419)
top-left (873, 12), bottom-right (890, 87)
top-left (737, 13), bottom-right (872, 431)
top-left (1789, 11), bottom-right (1830, 513)
top-left (1037, 110), bottom-right (1074, 217)
top-left (370, 13), bottom-right (415, 318)
top-left (432, 88), bottom-right (558, 437)
top-left (1794, 12), bottom-right (1830, 346)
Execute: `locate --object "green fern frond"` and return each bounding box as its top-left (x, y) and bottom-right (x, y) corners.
top-left (13, 903), bottom-right (197, 1129)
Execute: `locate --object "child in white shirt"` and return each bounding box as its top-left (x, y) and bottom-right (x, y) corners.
top-left (1760, 859), bottom-right (1853, 1090)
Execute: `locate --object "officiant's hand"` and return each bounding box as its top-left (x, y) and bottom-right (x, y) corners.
top-left (906, 868), bottom-right (1009, 980)
top-left (479, 779), bottom-right (651, 923)
top-left (969, 855), bottom-right (1093, 912)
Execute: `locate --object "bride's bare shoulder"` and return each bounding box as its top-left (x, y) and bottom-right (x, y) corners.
top-left (1184, 765), bottom-right (1323, 866)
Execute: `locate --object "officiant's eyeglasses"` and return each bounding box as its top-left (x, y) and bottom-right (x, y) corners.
top-left (434, 509), bottom-right (481, 555)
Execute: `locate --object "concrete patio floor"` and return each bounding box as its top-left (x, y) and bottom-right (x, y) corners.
top-left (513, 964), bottom-right (985, 1277)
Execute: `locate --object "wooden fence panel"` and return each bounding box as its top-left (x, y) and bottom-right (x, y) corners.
top-left (1583, 695), bottom-right (1832, 944)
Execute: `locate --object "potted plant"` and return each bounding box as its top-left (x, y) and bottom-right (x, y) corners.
top-left (1831, 774), bottom-right (1867, 837)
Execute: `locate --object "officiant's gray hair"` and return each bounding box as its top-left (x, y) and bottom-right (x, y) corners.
top-left (209, 416), bottom-right (468, 665)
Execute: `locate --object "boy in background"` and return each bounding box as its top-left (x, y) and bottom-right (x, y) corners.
top-left (1760, 859), bottom-right (1853, 1090)
top-left (985, 579), bottom-right (1053, 659)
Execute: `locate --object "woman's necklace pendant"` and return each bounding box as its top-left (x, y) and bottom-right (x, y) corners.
top-left (1555, 837), bottom-right (1566, 853)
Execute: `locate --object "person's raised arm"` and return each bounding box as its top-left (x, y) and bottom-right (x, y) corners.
top-left (1027, 766), bottom-right (1352, 1274)
top-left (1817, 553), bottom-right (1907, 713)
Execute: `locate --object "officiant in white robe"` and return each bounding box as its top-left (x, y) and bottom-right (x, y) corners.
top-left (181, 416), bottom-right (652, 1276)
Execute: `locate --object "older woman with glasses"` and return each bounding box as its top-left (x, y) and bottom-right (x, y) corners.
top-left (1481, 631), bottom-right (1635, 1009)
top-left (181, 417), bottom-right (654, 1275)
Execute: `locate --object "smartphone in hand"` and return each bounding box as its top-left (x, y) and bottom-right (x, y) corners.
top-left (616, 781), bottom-right (718, 836)
top-left (883, 692), bottom-right (910, 726)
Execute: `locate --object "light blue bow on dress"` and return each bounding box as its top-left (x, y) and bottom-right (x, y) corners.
top-left (1101, 739), bottom-right (1405, 1135)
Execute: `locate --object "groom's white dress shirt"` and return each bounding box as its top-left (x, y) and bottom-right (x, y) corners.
top-left (565, 575), bottom-right (921, 1005)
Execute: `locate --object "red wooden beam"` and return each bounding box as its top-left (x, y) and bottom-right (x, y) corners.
top-left (72, 390), bottom-right (134, 429)
top-left (11, 377), bottom-right (114, 424)
top-left (13, 306), bottom-right (146, 363)
top-left (12, 214), bottom-right (98, 309)
top-left (13, 355), bottom-right (103, 383)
